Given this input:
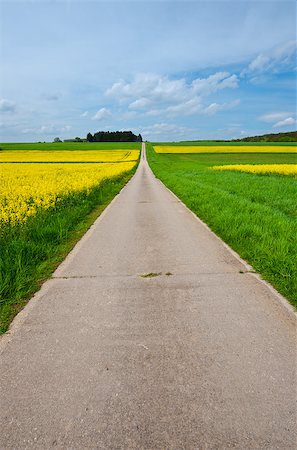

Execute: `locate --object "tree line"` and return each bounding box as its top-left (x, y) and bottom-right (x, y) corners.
top-left (87, 131), bottom-right (142, 142)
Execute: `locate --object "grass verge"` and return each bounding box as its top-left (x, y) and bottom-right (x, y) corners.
top-left (0, 169), bottom-right (135, 334)
top-left (147, 143), bottom-right (297, 307)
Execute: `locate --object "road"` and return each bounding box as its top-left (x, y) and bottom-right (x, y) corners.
top-left (0, 143), bottom-right (296, 449)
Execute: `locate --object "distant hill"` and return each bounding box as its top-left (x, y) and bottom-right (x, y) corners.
top-left (231, 131), bottom-right (297, 143)
top-left (155, 131), bottom-right (297, 146)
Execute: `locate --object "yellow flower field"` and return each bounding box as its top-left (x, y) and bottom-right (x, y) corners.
top-left (154, 145), bottom-right (297, 154)
top-left (211, 164), bottom-right (297, 177)
top-left (0, 161), bottom-right (137, 225)
top-left (0, 149), bottom-right (139, 163)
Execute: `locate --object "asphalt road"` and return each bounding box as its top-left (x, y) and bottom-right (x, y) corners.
top-left (0, 143), bottom-right (296, 449)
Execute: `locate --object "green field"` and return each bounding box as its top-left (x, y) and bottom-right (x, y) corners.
top-left (0, 141), bottom-right (141, 151)
top-left (152, 140), bottom-right (297, 146)
top-left (147, 142), bottom-right (297, 306)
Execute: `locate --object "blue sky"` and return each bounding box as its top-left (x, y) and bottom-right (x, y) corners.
top-left (0, 0), bottom-right (296, 142)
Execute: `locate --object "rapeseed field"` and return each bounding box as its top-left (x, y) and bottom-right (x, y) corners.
top-left (212, 164), bottom-right (297, 177)
top-left (0, 149), bottom-right (139, 163)
top-left (154, 145), bottom-right (297, 154)
top-left (0, 144), bottom-right (139, 333)
top-left (1, 161), bottom-right (136, 225)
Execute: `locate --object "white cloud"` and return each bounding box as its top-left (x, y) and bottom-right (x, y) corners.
top-left (129, 98), bottom-right (151, 110)
top-left (259, 111), bottom-right (296, 128)
top-left (242, 40), bottom-right (297, 76)
top-left (92, 108), bottom-right (111, 121)
top-left (166, 97), bottom-right (202, 115)
top-left (106, 73), bottom-right (185, 103)
top-left (106, 72), bottom-right (239, 118)
top-left (0, 99), bottom-right (16, 113)
top-left (62, 125), bottom-right (72, 132)
top-left (106, 72), bottom-right (238, 104)
top-left (80, 111), bottom-right (88, 117)
top-left (247, 54), bottom-right (270, 73)
top-left (204, 99), bottom-right (240, 115)
top-left (192, 72), bottom-right (238, 95)
top-left (273, 117), bottom-right (296, 128)
top-left (259, 112), bottom-right (293, 123)
top-left (146, 109), bottom-right (163, 117)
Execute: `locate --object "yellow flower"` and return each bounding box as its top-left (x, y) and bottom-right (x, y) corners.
top-left (0, 149), bottom-right (139, 163)
top-left (0, 153), bottom-right (138, 225)
top-left (211, 164), bottom-right (297, 177)
top-left (154, 145), bottom-right (296, 154)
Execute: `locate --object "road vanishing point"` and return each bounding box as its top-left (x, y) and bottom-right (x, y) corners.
top-left (0, 143), bottom-right (296, 449)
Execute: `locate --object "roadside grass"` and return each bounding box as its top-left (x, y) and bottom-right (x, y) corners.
top-left (0, 169), bottom-right (136, 334)
top-left (147, 143), bottom-right (297, 306)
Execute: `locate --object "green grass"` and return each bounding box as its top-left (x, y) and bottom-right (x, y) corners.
top-left (0, 168), bottom-right (136, 334)
top-left (0, 142), bottom-right (141, 151)
top-left (152, 140), bottom-right (297, 146)
top-left (147, 143), bottom-right (297, 306)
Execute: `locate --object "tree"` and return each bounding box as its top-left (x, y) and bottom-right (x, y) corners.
top-left (53, 137), bottom-right (62, 143)
top-left (137, 134), bottom-right (143, 142)
top-left (86, 132), bottom-right (94, 142)
top-left (87, 130), bottom-right (139, 142)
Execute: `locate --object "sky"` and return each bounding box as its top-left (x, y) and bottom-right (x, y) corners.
top-left (0, 0), bottom-right (296, 142)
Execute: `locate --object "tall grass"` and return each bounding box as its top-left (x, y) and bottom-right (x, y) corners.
top-left (147, 143), bottom-right (297, 306)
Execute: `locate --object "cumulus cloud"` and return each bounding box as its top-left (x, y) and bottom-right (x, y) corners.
top-left (106, 72), bottom-right (238, 103)
top-left (106, 73), bottom-right (187, 103)
top-left (80, 111), bottom-right (88, 117)
top-left (273, 117), bottom-right (296, 128)
top-left (106, 72), bottom-right (239, 118)
top-left (92, 108), bottom-right (112, 121)
top-left (0, 98), bottom-right (16, 113)
top-left (242, 40), bottom-right (297, 76)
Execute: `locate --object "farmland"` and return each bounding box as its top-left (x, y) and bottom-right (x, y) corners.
top-left (147, 142), bottom-right (297, 305)
top-left (0, 143), bottom-right (140, 333)
top-left (154, 144), bottom-right (297, 153)
top-left (212, 164), bottom-right (297, 176)
top-left (0, 150), bottom-right (139, 163)
top-left (0, 141), bottom-right (140, 151)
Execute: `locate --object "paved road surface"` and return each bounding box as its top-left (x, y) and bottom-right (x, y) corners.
top-left (0, 143), bottom-right (296, 449)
